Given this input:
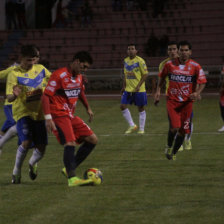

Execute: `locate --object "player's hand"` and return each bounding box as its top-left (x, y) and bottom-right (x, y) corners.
top-left (135, 86), bottom-right (140, 92)
top-left (154, 92), bottom-right (160, 106)
top-left (189, 92), bottom-right (199, 101)
top-left (13, 85), bottom-right (22, 97)
top-left (45, 119), bottom-right (57, 133)
top-left (87, 108), bottom-right (94, 122)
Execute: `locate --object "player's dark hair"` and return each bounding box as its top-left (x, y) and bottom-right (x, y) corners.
top-left (73, 51), bottom-right (93, 64)
top-left (178, 41), bottom-right (192, 50)
top-left (21, 44), bottom-right (40, 57)
top-left (127, 43), bottom-right (137, 48)
top-left (167, 41), bottom-right (178, 47)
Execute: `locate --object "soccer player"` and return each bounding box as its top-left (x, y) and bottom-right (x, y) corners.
top-left (218, 76), bottom-right (224, 132)
top-left (0, 63), bottom-right (18, 156)
top-left (6, 45), bottom-right (51, 183)
top-left (157, 41), bottom-right (193, 151)
top-left (0, 47), bottom-right (40, 155)
top-left (120, 44), bottom-right (149, 134)
top-left (41, 51), bottom-right (98, 187)
top-left (154, 41), bottom-right (207, 160)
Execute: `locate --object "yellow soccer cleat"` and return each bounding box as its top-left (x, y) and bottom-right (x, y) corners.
top-left (125, 125), bottom-right (137, 134)
top-left (137, 130), bottom-right (145, 134)
top-left (178, 145), bottom-right (184, 152)
top-left (68, 176), bottom-right (93, 187)
top-left (184, 140), bottom-right (192, 150)
top-left (61, 167), bottom-right (68, 178)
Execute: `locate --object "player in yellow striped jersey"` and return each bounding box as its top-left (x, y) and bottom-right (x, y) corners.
top-left (6, 45), bottom-right (51, 184)
top-left (120, 44), bottom-right (149, 134)
top-left (156, 41), bottom-right (193, 151)
top-left (0, 47), bottom-right (40, 155)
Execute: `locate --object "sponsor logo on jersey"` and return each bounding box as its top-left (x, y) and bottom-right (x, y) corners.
top-left (66, 83), bottom-right (80, 88)
top-left (60, 72), bottom-right (67, 78)
top-left (169, 74), bottom-right (194, 83)
top-left (46, 86), bottom-right (55, 92)
top-left (64, 89), bottom-right (81, 98)
top-left (50, 81), bottom-right (57, 86)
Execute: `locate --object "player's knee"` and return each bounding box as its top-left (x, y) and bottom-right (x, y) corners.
top-left (120, 104), bottom-right (127, 110)
top-left (86, 134), bottom-right (98, 145)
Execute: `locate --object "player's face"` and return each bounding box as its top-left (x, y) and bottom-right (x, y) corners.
top-left (80, 62), bottom-right (90, 74)
top-left (178, 45), bottom-right (192, 62)
top-left (167, 44), bottom-right (178, 59)
top-left (127, 45), bottom-right (137, 59)
top-left (34, 51), bottom-right (40, 64)
top-left (20, 56), bottom-right (37, 70)
top-left (71, 60), bottom-right (90, 75)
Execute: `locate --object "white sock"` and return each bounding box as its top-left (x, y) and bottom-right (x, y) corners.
top-left (29, 148), bottom-right (44, 166)
top-left (13, 145), bottom-right (28, 176)
top-left (139, 110), bottom-right (146, 131)
top-left (122, 108), bottom-right (135, 127)
top-left (0, 125), bottom-right (17, 149)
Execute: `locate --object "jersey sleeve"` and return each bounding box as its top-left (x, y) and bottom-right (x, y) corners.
top-left (0, 66), bottom-right (16, 79)
top-left (44, 71), bottom-right (61, 96)
top-left (6, 71), bottom-right (18, 96)
top-left (159, 63), bottom-right (169, 78)
top-left (196, 65), bottom-right (207, 84)
top-left (139, 59), bottom-right (148, 76)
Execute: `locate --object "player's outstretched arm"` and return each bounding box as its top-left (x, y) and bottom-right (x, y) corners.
top-left (42, 93), bottom-right (57, 133)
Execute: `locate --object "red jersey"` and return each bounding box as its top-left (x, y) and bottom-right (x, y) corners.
top-left (159, 58), bottom-right (207, 102)
top-left (44, 67), bottom-right (84, 118)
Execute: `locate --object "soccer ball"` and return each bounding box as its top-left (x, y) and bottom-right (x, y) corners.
top-left (83, 168), bottom-right (103, 185)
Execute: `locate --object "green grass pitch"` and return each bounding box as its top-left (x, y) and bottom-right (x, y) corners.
top-left (0, 95), bottom-right (223, 224)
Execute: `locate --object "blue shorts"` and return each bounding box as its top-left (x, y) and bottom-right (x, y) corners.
top-left (1, 105), bottom-right (16, 132)
top-left (121, 91), bottom-right (147, 106)
top-left (16, 116), bottom-right (48, 145)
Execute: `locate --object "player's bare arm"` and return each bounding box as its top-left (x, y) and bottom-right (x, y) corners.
top-left (189, 83), bottom-right (206, 101)
top-left (42, 93), bottom-right (57, 132)
top-left (79, 89), bottom-right (93, 122)
top-left (135, 74), bottom-right (148, 92)
top-left (154, 77), bottom-right (165, 105)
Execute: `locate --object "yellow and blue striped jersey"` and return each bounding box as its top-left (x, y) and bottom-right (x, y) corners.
top-left (124, 55), bottom-right (148, 92)
top-left (0, 64), bottom-right (19, 105)
top-left (6, 64), bottom-right (51, 121)
top-left (159, 57), bottom-right (170, 93)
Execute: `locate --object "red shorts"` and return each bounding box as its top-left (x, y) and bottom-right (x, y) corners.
top-left (53, 116), bottom-right (93, 145)
top-left (167, 100), bottom-right (193, 134)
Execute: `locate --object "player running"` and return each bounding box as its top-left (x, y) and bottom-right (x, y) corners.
top-left (154, 41), bottom-right (207, 160)
top-left (6, 45), bottom-right (51, 183)
top-left (42, 51), bottom-right (98, 187)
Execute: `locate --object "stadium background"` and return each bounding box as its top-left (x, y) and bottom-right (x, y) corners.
top-left (0, 0), bottom-right (223, 93)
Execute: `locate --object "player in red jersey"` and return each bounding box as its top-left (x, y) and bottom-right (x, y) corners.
top-left (42, 51), bottom-right (98, 186)
top-left (154, 41), bottom-right (207, 160)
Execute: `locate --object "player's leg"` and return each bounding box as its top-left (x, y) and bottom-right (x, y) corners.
top-left (0, 104), bottom-right (16, 137)
top-left (136, 92), bottom-right (147, 134)
top-left (120, 91), bottom-right (137, 133)
top-left (53, 116), bottom-right (93, 186)
top-left (172, 102), bottom-right (193, 158)
top-left (165, 100), bottom-right (180, 159)
top-left (12, 116), bottom-right (32, 184)
top-left (28, 120), bottom-right (48, 180)
top-left (72, 116), bottom-right (97, 168)
top-left (218, 101), bottom-right (224, 132)
top-left (184, 111), bottom-right (193, 150)
top-left (0, 124), bottom-right (17, 152)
